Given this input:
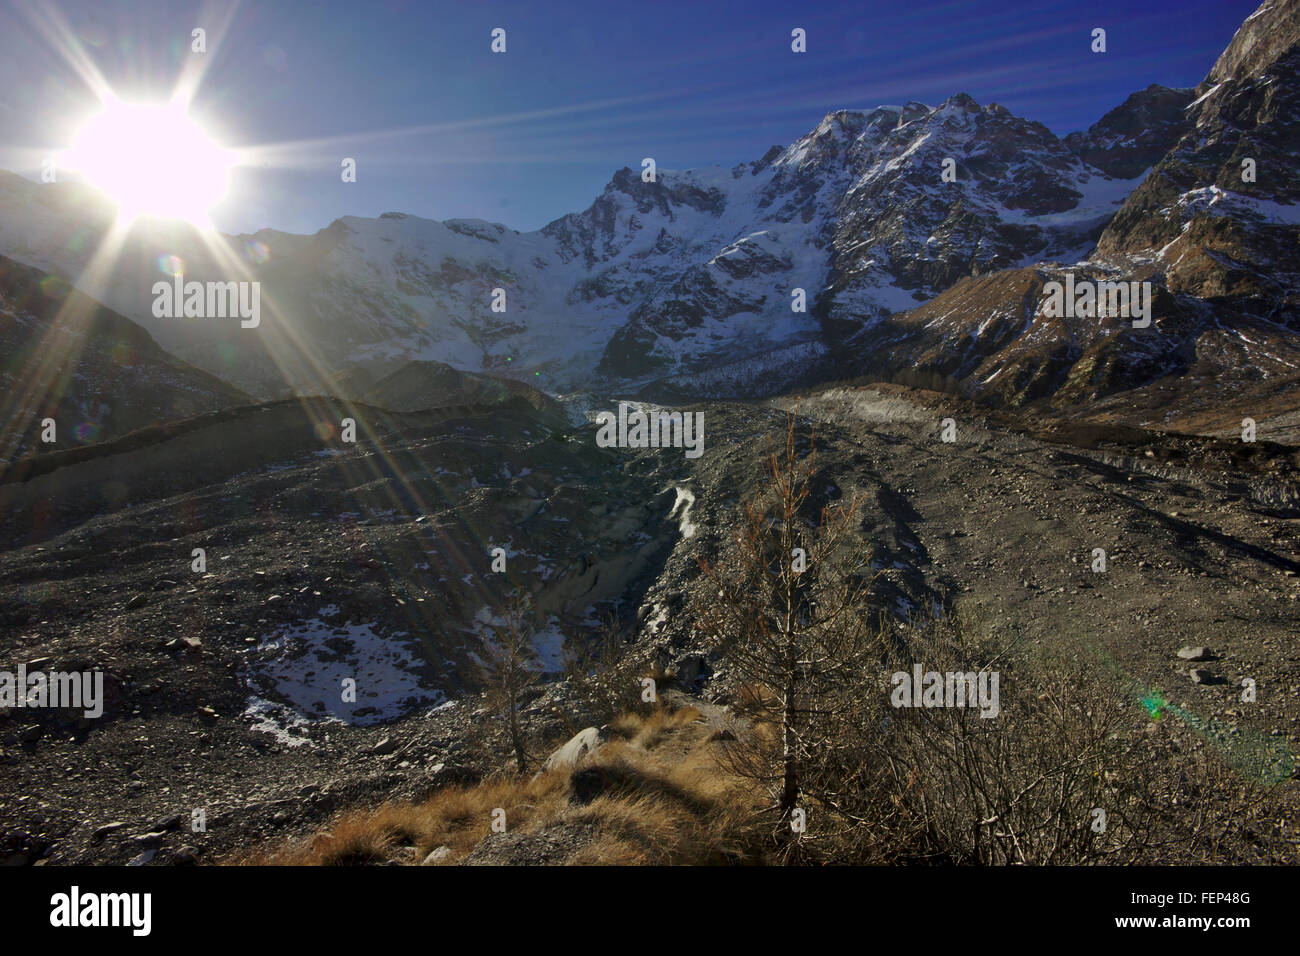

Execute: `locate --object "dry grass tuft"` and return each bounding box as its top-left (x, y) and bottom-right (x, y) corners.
top-left (230, 702), bottom-right (752, 866)
top-left (232, 770), bottom-right (572, 866)
top-left (609, 704), bottom-right (704, 750)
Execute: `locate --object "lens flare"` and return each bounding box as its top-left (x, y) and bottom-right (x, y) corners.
top-left (63, 99), bottom-right (234, 225)
top-left (1099, 652), bottom-right (1294, 786)
top-left (244, 240), bottom-right (269, 265)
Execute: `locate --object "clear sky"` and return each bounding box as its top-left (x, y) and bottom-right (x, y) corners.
top-left (0, 0), bottom-right (1263, 237)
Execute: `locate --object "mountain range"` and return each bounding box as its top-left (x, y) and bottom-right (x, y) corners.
top-left (1, 0), bottom-right (1297, 443)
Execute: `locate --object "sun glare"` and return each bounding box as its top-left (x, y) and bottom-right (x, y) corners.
top-left (64, 100), bottom-right (234, 226)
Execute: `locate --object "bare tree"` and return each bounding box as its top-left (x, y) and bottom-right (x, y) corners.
top-left (695, 414), bottom-right (883, 852)
top-left (477, 591), bottom-right (541, 773)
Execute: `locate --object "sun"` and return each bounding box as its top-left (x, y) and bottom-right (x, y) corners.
top-left (63, 99), bottom-right (234, 226)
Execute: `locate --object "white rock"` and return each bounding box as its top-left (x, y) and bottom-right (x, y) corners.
top-left (542, 727), bottom-right (602, 772)
top-left (422, 846), bottom-right (453, 865)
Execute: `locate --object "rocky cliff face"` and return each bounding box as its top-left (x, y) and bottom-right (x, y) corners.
top-left (846, 0), bottom-right (1300, 431)
top-left (1096, 0), bottom-right (1300, 318)
top-left (1062, 85), bottom-right (1196, 179)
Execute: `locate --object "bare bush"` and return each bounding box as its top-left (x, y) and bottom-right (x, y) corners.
top-left (559, 613), bottom-right (657, 733)
top-left (837, 609), bottom-right (1289, 864)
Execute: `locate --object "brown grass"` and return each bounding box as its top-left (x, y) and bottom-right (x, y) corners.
top-left (608, 704), bottom-right (704, 750)
top-left (228, 703), bottom-right (756, 866)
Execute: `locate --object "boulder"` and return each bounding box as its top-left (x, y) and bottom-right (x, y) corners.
top-left (421, 846), bottom-right (453, 865)
top-left (542, 727), bottom-right (602, 772)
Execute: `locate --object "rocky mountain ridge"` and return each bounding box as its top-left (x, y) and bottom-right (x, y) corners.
top-left (0, 26), bottom-right (1262, 410)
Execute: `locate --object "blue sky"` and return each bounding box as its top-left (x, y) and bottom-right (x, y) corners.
top-left (0, 0), bottom-right (1263, 236)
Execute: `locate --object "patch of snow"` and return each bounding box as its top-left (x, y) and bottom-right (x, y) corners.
top-left (669, 486), bottom-right (697, 538)
top-left (1186, 83), bottom-right (1222, 110)
top-left (242, 612), bottom-right (441, 728)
